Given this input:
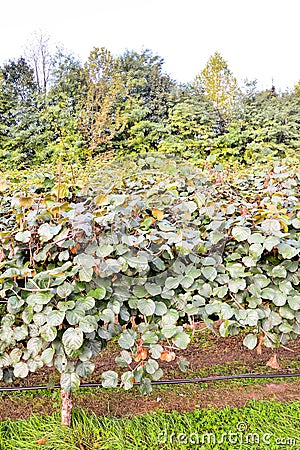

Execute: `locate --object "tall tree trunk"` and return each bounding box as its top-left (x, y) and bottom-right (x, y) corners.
top-left (61, 389), bottom-right (73, 426)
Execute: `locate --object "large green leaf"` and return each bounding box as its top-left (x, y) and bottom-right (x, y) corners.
top-left (137, 298), bottom-right (156, 316)
top-left (232, 226), bottom-right (251, 242)
top-left (60, 372), bottom-right (81, 392)
top-left (102, 370), bottom-right (118, 388)
top-left (13, 362), bottom-right (29, 378)
top-left (62, 328), bottom-right (84, 354)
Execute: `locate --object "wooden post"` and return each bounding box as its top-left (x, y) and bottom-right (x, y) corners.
top-left (61, 389), bottom-right (73, 426)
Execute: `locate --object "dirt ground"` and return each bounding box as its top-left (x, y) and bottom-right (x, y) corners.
top-left (1, 331), bottom-right (300, 421)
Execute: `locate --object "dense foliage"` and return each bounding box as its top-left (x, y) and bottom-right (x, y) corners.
top-left (0, 155), bottom-right (300, 394)
top-left (1, 42), bottom-right (300, 167)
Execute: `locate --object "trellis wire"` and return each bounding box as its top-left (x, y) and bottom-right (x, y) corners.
top-left (0, 372), bottom-right (300, 392)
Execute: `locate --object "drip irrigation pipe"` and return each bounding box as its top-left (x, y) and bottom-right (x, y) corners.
top-left (1, 372), bottom-right (300, 392)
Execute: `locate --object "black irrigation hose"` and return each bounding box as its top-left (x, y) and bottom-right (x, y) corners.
top-left (1, 372), bottom-right (300, 392)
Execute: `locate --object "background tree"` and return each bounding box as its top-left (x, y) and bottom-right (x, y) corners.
top-left (194, 52), bottom-right (239, 132)
top-left (24, 30), bottom-right (53, 93)
top-left (39, 49), bottom-right (87, 162)
top-left (0, 57), bottom-right (46, 166)
top-left (80, 47), bottom-right (127, 154)
top-left (117, 49), bottom-right (175, 122)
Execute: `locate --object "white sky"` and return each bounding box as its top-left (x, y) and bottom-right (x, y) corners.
top-left (1, 0), bottom-right (300, 90)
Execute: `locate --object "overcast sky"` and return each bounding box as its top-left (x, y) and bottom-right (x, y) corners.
top-left (1, 0), bottom-right (300, 90)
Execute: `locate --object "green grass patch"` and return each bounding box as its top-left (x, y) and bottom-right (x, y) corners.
top-left (0, 400), bottom-right (299, 450)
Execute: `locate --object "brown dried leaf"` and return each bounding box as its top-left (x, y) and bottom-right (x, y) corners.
top-left (152, 209), bottom-right (164, 221)
top-left (95, 194), bottom-right (109, 206)
top-left (266, 354), bottom-right (281, 370)
top-left (133, 346), bottom-right (148, 362)
top-left (0, 179), bottom-right (8, 192)
top-left (19, 196), bottom-right (34, 209)
top-left (160, 350), bottom-right (176, 362)
top-left (256, 335), bottom-right (264, 355)
top-left (36, 437), bottom-right (49, 445)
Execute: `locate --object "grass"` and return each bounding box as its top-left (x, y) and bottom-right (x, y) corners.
top-left (0, 400), bottom-right (299, 449)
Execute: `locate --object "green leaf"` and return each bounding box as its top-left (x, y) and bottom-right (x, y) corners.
top-left (26, 292), bottom-right (53, 306)
top-left (76, 360), bottom-right (95, 378)
top-left (75, 296), bottom-right (95, 311)
top-left (165, 277), bottom-right (181, 290)
top-left (261, 288), bottom-right (287, 306)
top-left (79, 315), bottom-right (98, 333)
top-left (161, 324), bottom-right (178, 338)
top-left (172, 331), bottom-right (190, 349)
top-left (14, 325), bottom-right (28, 341)
top-left (271, 266), bottom-right (287, 278)
top-left (228, 278), bottom-right (246, 293)
top-left (242, 256), bottom-right (257, 267)
top-left (88, 287), bottom-right (106, 300)
top-left (57, 300), bottom-right (76, 312)
top-left (115, 350), bottom-right (132, 367)
top-left (248, 233), bottom-right (265, 244)
top-left (62, 328), bottom-right (84, 354)
top-left (137, 298), bottom-right (156, 316)
top-left (210, 231), bottom-right (225, 244)
top-left (97, 244), bottom-right (114, 257)
top-left (60, 372), bottom-right (80, 392)
top-left (47, 310), bottom-right (65, 326)
top-left (38, 223), bottom-right (61, 242)
top-left (178, 357), bottom-right (190, 372)
top-left (133, 285), bottom-right (147, 298)
top-left (144, 283), bottom-right (162, 296)
top-left (181, 275), bottom-right (194, 289)
top-left (149, 344), bottom-right (164, 359)
top-left (264, 236), bottom-right (280, 251)
top-left (13, 362), bottom-right (29, 378)
top-left (253, 274), bottom-right (270, 289)
top-left (142, 331), bottom-right (159, 344)
top-left (226, 263), bottom-right (246, 278)
top-left (279, 306), bottom-right (295, 320)
top-left (261, 219), bottom-right (281, 234)
top-left (7, 297), bottom-right (24, 314)
top-left (66, 308), bottom-right (85, 325)
top-left (277, 244), bottom-right (298, 259)
top-left (10, 349), bottom-right (22, 364)
top-left (154, 302), bottom-right (167, 316)
top-left (100, 308), bottom-right (115, 323)
top-left (102, 370), bottom-right (118, 388)
top-left (121, 371), bottom-right (134, 390)
top-left (79, 267), bottom-right (93, 282)
top-left (201, 266), bottom-right (217, 281)
top-left (27, 337), bottom-right (42, 357)
top-left (57, 282), bottom-right (73, 298)
top-left (161, 309), bottom-right (179, 326)
top-left (41, 348), bottom-right (55, 365)
top-left (232, 226), bottom-right (251, 242)
top-left (140, 378), bottom-right (152, 395)
top-left (145, 359), bottom-right (159, 375)
top-left (292, 218), bottom-right (300, 229)
top-left (74, 253), bottom-right (97, 268)
top-left (40, 324), bottom-right (57, 342)
top-left (249, 243), bottom-right (263, 258)
top-left (118, 330), bottom-right (136, 349)
top-left (15, 230), bottom-right (31, 243)
top-left (212, 288), bottom-right (229, 298)
top-left (243, 334), bottom-right (257, 350)
top-left (202, 257), bottom-right (216, 266)
top-left (288, 296), bottom-right (300, 311)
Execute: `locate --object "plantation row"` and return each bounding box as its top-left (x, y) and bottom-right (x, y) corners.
top-left (0, 155), bottom-right (299, 400)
